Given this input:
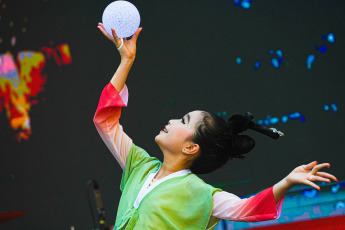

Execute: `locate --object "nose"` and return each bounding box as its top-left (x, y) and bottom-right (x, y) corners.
top-left (169, 119), bottom-right (177, 126)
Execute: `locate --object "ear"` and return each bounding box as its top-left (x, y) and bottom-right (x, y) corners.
top-left (182, 143), bottom-right (200, 155)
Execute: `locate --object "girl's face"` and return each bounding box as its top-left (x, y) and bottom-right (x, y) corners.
top-left (155, 110), bottom-right (204, 155)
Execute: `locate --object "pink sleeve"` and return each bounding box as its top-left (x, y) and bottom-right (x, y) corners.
top-left (93, 82), bottom-right (132, 170)
top-left (212, 186), bottom-right (285, 222)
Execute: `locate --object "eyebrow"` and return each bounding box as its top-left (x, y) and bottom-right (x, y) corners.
top-left (186, 113), bottom-right (191, 124)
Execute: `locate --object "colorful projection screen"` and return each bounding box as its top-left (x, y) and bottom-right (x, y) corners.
top-left (1, 0), bottom-right (344, 229)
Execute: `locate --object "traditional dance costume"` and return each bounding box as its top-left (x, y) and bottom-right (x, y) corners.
top-left (94, 82), bottom-right (285, 230)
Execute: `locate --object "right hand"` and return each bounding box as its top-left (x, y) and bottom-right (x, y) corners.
top-left (285, 161), bottom-right (337, 190)
top-left (97, 22), bottom-right (142, 61)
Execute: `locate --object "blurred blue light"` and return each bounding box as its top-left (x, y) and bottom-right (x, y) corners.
top-left (236, 57), bottom-right (242, 64)
top-left (234, 0), bottom-right (253, 9)
top-left (258, 112), bottom-right (305, 126)
top-left (331, 103), bottom-right (338, 112)
top-left (320, 45), bottom-right (327, 54)
top-left (288, 112), bottom-right (300, 120)
top-left (271, 58), bottom-right (279, 68)
top-left (233, 0), bottom-right (240, 6)
top-left (281, 116), bottom-right (288, 123)
top-left (276, 49), bottom-right (283, 57)
top-left (241, 1), bottom-right (251, 9)
top-left (335, 201), bottom-right (345, 210)
top-left (300, 115), bottom-right (306, 122)
top-left (327, 33), bottom-right (335, 43)
top-left (254, 61), bottom-right (260, 70)
top-left (331, 184), bottom-right (340, 193)
top-left (306, 54), bottom-right (315, 69)
top-left (270, 49), bottom-right (283, 69)
top-left (303, 189), bottom-right (318, 198)
top-left (324, 103), bottom-right (338, 112)
top-left (270, 117), bottom-right (279, 124)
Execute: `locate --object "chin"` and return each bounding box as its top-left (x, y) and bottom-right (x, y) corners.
top-left (154, 134), bottom-right (160, 144)
top-left (155, 134), bottom-right (165, 149)
top-left (154, 137), bottom-right (162, 152)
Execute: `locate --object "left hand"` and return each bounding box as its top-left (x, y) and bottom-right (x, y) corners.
top-left (97, 22), bottom-right (142, 61)
top-left (285, 161), bottom-right (338, 190)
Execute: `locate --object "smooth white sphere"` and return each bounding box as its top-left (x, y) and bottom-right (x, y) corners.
top-left (102, 1), bottom-right (140, 38)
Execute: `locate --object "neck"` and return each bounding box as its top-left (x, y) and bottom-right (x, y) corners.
top-left (156, 153), bottom-right (190, 179)
top-left (163, 151), bottom-right (191, 170)
top-left (160, 162), bottom-right (185, 173)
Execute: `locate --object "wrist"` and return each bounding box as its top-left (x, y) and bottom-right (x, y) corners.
top-left (121, 57), bottom-right (135, 64)
top-left (273, 177), bottom-right (294, 202)
top-left (282, 176), bottom-right (295, 190)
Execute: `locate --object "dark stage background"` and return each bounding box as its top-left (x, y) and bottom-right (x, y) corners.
top-left (1, 0), bottom-right (344, 229)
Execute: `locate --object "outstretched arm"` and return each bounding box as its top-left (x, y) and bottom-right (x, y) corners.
top-left (211, 161), bottom-right (337, 222)
top-left (212, 186), bottom-right (284, 222)
top-left (93, 24), bottom-right (143, 169)
top-left (273, 161), bottom-right (338, 202)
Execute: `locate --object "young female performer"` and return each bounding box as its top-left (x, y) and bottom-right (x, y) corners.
top-left (94, 23), bottom-right (337, 230)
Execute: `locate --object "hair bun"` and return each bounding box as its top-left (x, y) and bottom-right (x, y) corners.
top-left (230, 134), bottom-right (255, 159)
top-left (226, 114), bottom-right (252, 134)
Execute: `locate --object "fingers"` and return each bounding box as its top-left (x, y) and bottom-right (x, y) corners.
top-left (99, 22), bottom-right (106, 31)
top-left (316, 171), bottom-right (338, 181)
top-left (130, 27), bottom-right (143, 43)
top-left (97, 23), bottom-right (142, 49)
top-left (303, 180), bottom-right (320, 190)
top-left (311, 163), bottom-right (330, 174)
top-left (97, 23), bottom-right (125, 50)
top-left (98, 23), bottom-right (112, 38)
top-left (111, 28), bottom-right (126, 50)
top-left (111, 28), bottom-right (122, 45)
top-left (309, 175), bottom-right (331, 183)
top-left (303, 161), bottom-right (317, 170)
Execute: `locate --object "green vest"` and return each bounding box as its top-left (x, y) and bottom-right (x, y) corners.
top-left (114, 144), bottom-right (222, 230)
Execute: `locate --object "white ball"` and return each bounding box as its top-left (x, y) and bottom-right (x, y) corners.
top-left (102, 1), bottom-right (140, 39)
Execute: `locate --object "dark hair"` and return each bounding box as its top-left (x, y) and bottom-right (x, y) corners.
top-left (189, 112), bottom-right (255, 174)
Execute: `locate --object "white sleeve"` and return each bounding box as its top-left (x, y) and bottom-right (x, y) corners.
top-left (93, 84), bottom-right (132, 170)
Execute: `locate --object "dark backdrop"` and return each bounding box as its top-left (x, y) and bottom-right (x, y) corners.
top-left (1, 0), bottom-right (344, 229)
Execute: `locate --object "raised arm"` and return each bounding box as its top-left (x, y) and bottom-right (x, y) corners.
top-left (93, 83), bottom-right (132, 169)
top-left (97, 23), bottom-right (142, 92)
top-left (93, 24), bottom-right (142, 169)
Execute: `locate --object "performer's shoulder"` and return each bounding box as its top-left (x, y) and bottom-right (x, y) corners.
top-left (186, 174), bottom-right (219, 191)
top-left (126, 143), bottom-right (161, 170)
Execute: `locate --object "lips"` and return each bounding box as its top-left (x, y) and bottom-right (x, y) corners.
top-left (163, 126), bottom-right (168, 133)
